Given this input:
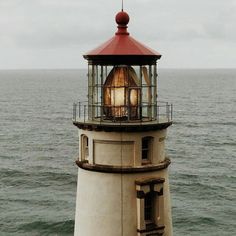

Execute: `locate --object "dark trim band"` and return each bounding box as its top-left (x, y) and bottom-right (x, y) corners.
top-left (137, 224), bottom-right (165, 234)
top-left (135, 177), bottom-right (165, 186)
top-left (73, 121), bottom-right (172, 132)
top-left (76, 158), bottom-right (171, 174)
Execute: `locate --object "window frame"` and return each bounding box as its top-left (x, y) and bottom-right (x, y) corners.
top-left (144, 191), bottom-right (155, 224)
top-left (136, 178), bottom-right (165, 235)
top-left (141, 136), bottom-right (154, 165)
top-left (81, 135), bottom-right (89, 161)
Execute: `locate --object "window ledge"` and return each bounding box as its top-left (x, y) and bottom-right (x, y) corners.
top-left (137, 224), bottom-right (165, 233)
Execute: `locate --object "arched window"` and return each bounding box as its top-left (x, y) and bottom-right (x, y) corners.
top-left (81, 135), bottom-right (89, 161)
top-left (142, 136), bottom-right (153, 164)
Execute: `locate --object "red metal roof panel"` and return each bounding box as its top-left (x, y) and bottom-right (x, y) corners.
top-left (84, 11), bottom-right (161, 58)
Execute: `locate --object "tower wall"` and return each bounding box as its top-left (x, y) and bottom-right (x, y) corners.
top-left (74, 168), bottom-right (172, 236)
top-left (78, 129), bottom-right (167, 166)
top-left (74, 128), bottom-right (173, 236)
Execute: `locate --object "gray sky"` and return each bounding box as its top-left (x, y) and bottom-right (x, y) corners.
top-left (0, 0), bottom-right (235, 69)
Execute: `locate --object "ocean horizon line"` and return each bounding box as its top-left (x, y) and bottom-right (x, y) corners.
top-left (0, 67), bottom-right (236, 71)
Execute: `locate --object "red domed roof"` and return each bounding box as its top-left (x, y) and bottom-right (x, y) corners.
top-left (84, 11), bottom-right (161, 65)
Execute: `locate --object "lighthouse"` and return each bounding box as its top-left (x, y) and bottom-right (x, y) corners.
top-left (73, 8), bottom-right (173, 236)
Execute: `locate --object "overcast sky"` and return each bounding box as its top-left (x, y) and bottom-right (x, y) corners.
top-left (0, 0), bottom-right (235, 69)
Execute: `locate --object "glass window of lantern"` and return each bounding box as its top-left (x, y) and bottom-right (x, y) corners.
top-left (87, 63), bottom-right (158, 122)
top-left (143, 65), bottom-right (154, 120)
top-left (103, 65), bottom-right (141, 121)
top-left (88, 65), bottom-right (103, 120)
top-left (95, 65), bottom-right (102, 117)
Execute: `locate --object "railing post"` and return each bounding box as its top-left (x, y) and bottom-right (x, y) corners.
top-left (154, 102), bottom-right (157, 119)
top-left (171, 104), bottom-right (173, 121)
top-left (100, 105), bottom-right (102, 124)
top-left (140, 105), bottom-right (142, 122)
top-left (157, 105), bottom-right (159, 123)
top-left (168, 105), bottom-right (170, 122)
top-left (75, 103), bottom-right (77, 122)
top-left (166, 102), bottom-right (169, 122)
top-left (78, 102), bottom-right (81, 118)
top-left (128, 105), bottom-right (130, 122)
top-left (84, 105), bottom-right (86, 123)
top-left (73, 103), bottom-right (75, 122)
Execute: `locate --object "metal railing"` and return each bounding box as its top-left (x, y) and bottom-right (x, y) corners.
top-left (73, 101), bottom-right (173, 124)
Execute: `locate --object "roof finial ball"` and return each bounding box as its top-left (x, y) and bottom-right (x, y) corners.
top-left (115, 10), bottom-right (130, 26)
top-left (115, 10), bottom-right (130, 35)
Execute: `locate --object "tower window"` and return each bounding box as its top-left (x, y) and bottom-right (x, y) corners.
top-left (81, 135), bottom-right (89, 161)
top-left (145, 192), bottom-right (154, 222)
top-left (142, 137), bottom-right (153, 164)
top-left (136, 178), bottom-right (165, 235)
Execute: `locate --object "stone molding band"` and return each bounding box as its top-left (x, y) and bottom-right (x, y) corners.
top-left (73, 121), bottom-right (172, 132)
top-left (137, 225), bottom-right (165, 234)
top-left (76, 158), bottom-right (171, 174)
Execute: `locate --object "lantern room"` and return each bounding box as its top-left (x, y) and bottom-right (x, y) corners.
top-left (73, 10), bottom-right (172, 127)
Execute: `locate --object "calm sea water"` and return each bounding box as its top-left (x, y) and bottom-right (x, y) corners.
top-left (0, 69), bottom-right (235, 236)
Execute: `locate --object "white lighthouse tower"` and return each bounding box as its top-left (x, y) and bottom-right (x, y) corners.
top-left (73, 9), bottom-right (173, 236)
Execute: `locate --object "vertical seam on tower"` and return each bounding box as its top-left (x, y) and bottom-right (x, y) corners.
top-left (120, 126), bottom-right (124, 236)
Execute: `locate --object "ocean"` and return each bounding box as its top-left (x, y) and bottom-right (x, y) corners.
top-left (0, 69), bottom-right (235, 236)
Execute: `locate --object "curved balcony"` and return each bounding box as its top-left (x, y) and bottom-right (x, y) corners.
top-left (72, 101), bottom-right (173, 132)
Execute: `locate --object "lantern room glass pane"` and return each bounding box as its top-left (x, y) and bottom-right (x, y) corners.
top-left (103, 66), bottom-right (140, 120)
top-left (86, 63), bottom-right (158, 122)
